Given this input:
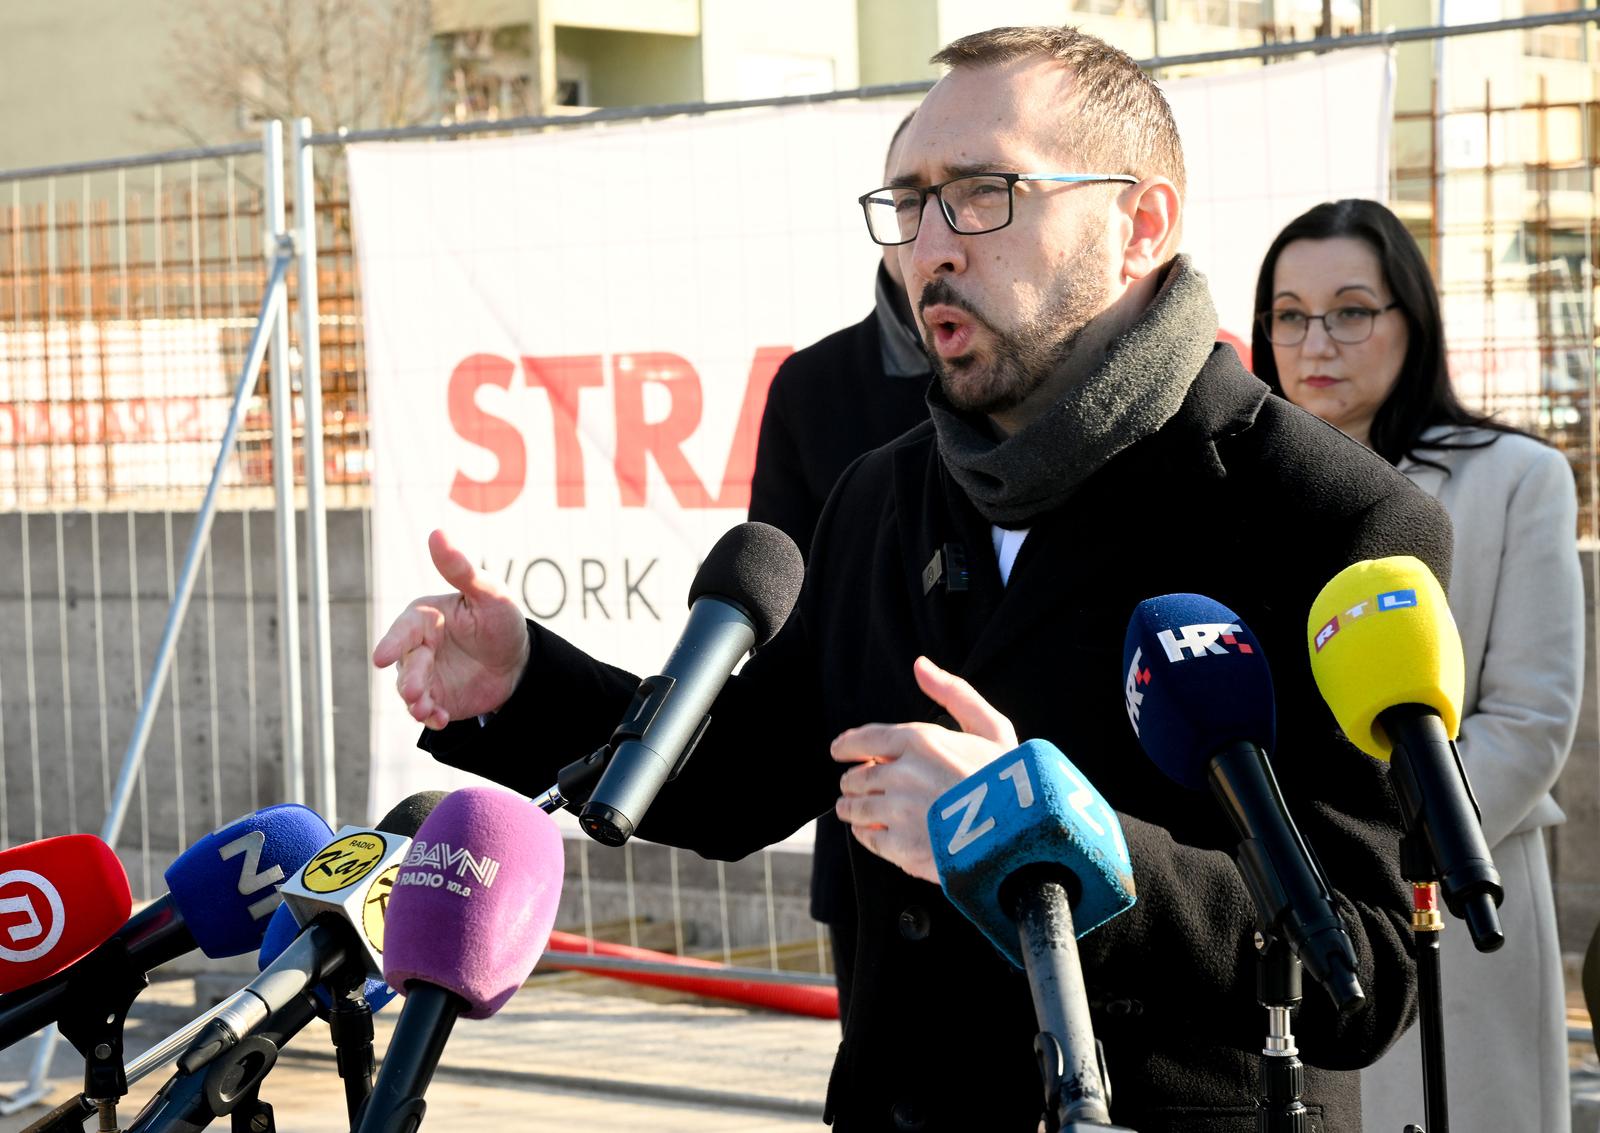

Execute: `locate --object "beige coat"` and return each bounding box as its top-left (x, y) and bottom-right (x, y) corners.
top-left (1362, 426), bottom-right (1583, 1133)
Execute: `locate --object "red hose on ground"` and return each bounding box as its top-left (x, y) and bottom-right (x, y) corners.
top-left (542, 929), bottom-right (839, 1020)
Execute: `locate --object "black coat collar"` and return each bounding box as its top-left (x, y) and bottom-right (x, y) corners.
top-left (894, 345), bottom-right (1268, 685)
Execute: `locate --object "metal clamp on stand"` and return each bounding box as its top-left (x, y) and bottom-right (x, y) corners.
top-left (529, 745), bottom-right (610, 815)
top-left (54, 939), bottom-right (153, 1132)
top-left (328, 989), bottom-right (376, 1126)
top-left (1254, 932), bottom-right (1309, 1133)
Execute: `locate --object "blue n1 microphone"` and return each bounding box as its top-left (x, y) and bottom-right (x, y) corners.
top-left (1123, 593), bottom-right (1364, 1013)
top-left (929, 739), bottom-right (1136, 1131)
top-left (167, 803), bottom-right (338, 958)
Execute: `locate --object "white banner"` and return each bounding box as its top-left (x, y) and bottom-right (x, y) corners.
top-left (353, 99), bottom-right (916, 818)
top-left (352, 49), bottom-right (1392, 820)
top-left (1166, 47), bottom-right (1395, 357)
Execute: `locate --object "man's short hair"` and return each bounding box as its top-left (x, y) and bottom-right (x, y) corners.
top-left (930, 26), bottom-right (1187, 199)
top-left (884, 108), bottom-right (917, 178)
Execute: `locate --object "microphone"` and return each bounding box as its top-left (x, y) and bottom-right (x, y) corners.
top-left (0, 805), bottom-right (331, 1052)
top-left (1307, 556), bottom-right (1503, 950)
top-left (0, 835), bottom-right (130, 996)
top-left (25, 908), bottom-right (388, 1133)
top-left (1124, 594), bottom-right (1365, 1012)
top-left (68, 813), bottom-right (431, 1133)
top-left (928, 740), bottom-right (1136, 1130)
top-left (176, 792), bottom-right (443, 1075)
top-left (576, 521), bottom-right (803, 846)
top-left (84, 893), bottom-right (414, 1133)
top-left (355, 786), bottom-right (564, 1133)
top-left (257, 902), bottom-right (397, 1015)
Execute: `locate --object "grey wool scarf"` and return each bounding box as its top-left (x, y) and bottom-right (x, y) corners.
top-left (928, 255), bottom-right (1219, 528)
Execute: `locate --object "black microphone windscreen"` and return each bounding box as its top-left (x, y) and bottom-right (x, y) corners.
top-left (687, 521), bottom-right (803, 647)
top-left (376, 791), bottom-right (449, 838)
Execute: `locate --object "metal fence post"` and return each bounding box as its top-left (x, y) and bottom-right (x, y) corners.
top-left (264, 120), bottom-right (305, 806)
top-left (0, 221), bottom-right (298, 1122)
top-left (291, 117), bottom-right (336, 827)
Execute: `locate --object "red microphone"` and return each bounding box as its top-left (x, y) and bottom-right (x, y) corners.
top-left (0, 835), bottom-right (131, 995)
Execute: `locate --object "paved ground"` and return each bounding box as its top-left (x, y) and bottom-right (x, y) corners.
top-left (0, 970), bottom-right (837, 1132)
top-left (3, 965), bottom-right (1598, 1132)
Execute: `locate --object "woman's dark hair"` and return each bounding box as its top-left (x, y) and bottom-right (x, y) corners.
top-left (1251, 198), bottom-right (1519, 469)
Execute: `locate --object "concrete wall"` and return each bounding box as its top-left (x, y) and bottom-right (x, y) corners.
top-left (0, 509), bottom-right (372, 886)
top-left (2, 507), bottom-right (1596, 953)
top-left (0, 1), bottom-right (229, 170)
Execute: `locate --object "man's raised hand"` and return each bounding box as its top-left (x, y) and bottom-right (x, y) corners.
top-left (831, 657), bottom-right (1019, 883)
top-left (371, 530), bottom-right (530, 730)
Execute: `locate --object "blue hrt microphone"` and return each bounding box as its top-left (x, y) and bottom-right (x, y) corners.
top-left (1123, 594), bottom-right (1363, 1012)
top-left (929, 740), bottom-right (1136, 1131)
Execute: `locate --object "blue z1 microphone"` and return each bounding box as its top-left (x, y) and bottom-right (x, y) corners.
top-left (929, 739), bottom-right (1136, 1131)
top-left (1123, 594), bottom-right (1364, 1013)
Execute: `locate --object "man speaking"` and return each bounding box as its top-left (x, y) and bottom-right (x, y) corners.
top-left (374, 26), bottom-right (1445, 1131)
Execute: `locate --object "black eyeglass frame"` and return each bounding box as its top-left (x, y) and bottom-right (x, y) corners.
top-left (857, 172), bottom-right (1138, 247)
top-left (1256, 301), bottom-right (1402, 346)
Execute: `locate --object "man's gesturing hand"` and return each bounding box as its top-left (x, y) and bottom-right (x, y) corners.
top-left (371, 529), bottom-right (530, 730)
top-left (831, 657), bottom-right (1019, 883)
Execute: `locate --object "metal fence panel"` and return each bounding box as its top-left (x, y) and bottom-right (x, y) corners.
top-left (0, 18), bottom-right (1596, 996)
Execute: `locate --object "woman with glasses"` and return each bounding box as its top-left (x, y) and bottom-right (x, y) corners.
top-left (1251, 197), bottom-right (1582, 1133)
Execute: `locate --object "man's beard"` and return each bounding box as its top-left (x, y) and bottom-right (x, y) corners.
top-left (920, 234), bottom-right (1109, 417)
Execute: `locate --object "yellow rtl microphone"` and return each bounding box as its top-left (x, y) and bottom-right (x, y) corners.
top-left (1306, 557), bottom-right (1503, 952)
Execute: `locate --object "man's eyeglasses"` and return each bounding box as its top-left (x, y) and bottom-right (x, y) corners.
top-left (857, 172), bottom-right (1137, 247)
top-left (1257, 303), bottom-right (1401, 346)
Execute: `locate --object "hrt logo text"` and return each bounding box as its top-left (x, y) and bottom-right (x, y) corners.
top-left (1157, 623), bottom-right (1254, 663)
top-left (1124, 647), bottom-right (1151, 735)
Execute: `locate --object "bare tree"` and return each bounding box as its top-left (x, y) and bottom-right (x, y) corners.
top-left (143, 0), bottom-right (437, 197)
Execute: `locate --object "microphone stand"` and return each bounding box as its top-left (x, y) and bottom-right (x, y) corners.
top-left (1399, 831), bottom-right (1449, 1133)
top-left (53, 925), bottom-right (166, 1131)
top-left (121, 994), bottom-right (317, 1133)
top-left (328, 986), bottom-right (376, 1126)
top-left (1254, 932), bottom-right (1309, 1132)
top-left (1008, 868), bottom-right (1136, 1132)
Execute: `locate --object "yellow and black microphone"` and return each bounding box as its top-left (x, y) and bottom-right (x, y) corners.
top-left (1306, 556), bottom-right (1503, 952)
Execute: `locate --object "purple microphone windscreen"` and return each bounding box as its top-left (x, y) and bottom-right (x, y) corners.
top-left (382, 787), bottom-right (564, 1019)
top-left (165, 803), bottom-right (335, 958)
top-left (688, 521), bottom-right (803, 647)
top-left (257, 902), bottom-right (397, 1013)
top-left (1122, 594), bottom-right (1276, 790)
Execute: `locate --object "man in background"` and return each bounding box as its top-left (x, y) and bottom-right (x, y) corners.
top-left (747, 109), bottom-right (930, 1027)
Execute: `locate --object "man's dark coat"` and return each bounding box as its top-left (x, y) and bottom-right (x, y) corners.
top-left (424, 346), bottom-right (1449, 1132)
top-left (749, 307), bottom-right (931, 937)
